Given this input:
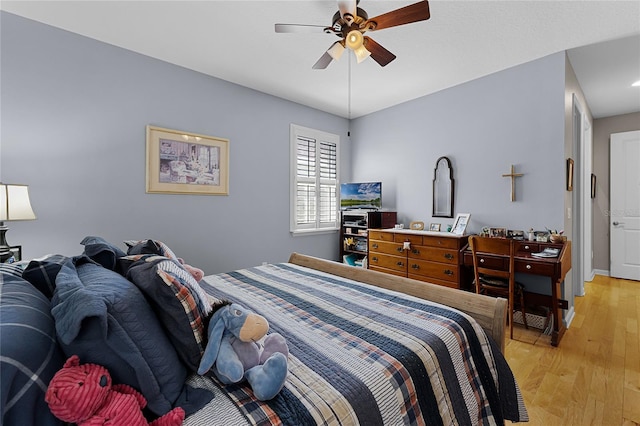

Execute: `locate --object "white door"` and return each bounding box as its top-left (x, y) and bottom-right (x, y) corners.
top-left (610, 130), bottom-right (640, 280)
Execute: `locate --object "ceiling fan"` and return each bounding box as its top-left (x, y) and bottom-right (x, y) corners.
top-left (275, 0), bottom-right (431, 69)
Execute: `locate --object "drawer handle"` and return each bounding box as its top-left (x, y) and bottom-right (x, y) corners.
top-left (480, 258), bottom-right (485, 263)
top-left (524, 245), bottom-right (530, 250)
top-left (444, 269), bottom-right (454, 276)
top-left (526, 264), bottom-right (532, 270)
top-left (412, 249), bottom-right (420, 254)
top-left (411, 264), bottom-right (419, 270)
top-left (372, 243), bottom-right (378, 249)
top-left (444, 253), bottom-right (454, 260)
top-left (396, 247), bottom-right (404, 252)
top-left (372, 257), bottom-right (378, 262)
top-left (397, 261), bottom-right (404, 267)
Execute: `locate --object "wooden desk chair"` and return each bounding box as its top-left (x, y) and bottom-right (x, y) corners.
top-left (468, 236), bottom-right (528, 339)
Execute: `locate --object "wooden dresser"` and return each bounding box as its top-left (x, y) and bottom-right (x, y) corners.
top-left (368, 229), bottom-right (467, 289)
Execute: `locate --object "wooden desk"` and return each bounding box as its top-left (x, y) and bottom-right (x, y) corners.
top-left (463, 240), bottom-right (572, 346)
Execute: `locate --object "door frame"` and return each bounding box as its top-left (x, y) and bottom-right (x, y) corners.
top-left (571, 94), bottom-right (591, 298)
top-left (581, 113), bottom-right (593, 284)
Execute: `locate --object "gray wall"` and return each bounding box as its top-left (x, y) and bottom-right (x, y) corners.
top-left (348, 52), bottom-right (568, 300)
top-left (592, 112), bottom-right (640, 272)
top-left (0, 12), bottom-right (350, 274)
top-left (349, 53), bottom-right (567, 236)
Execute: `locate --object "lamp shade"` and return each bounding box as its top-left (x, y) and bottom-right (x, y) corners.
top-left (0, 184), bottom-right (36, 221)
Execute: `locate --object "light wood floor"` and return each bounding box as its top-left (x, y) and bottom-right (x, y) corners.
top-left (505, 275), bottom-right (640, 425)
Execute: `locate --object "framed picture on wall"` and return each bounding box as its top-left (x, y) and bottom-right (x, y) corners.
top-left (146, 125), bottom-right (229, 195)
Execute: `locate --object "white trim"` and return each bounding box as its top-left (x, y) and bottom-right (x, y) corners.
top-left (289, 124), bottom-right (340, 234)
top-left (290, 228), bottom-right (338, 237)
top-left (593, 269), bottom-right (610, 277)
top-left (571, 94), bottom-right (585, 298)
top-left (581, 111), bottom-right (593, 295)
top-left (564, 306), bottom-right (575, 329)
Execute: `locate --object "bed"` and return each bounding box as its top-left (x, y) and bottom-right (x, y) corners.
top-left (185, 253), bottom-right (527, 425)
top-left (1, 242), bottom-right (528, 425)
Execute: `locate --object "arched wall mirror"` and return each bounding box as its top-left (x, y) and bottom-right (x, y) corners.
top-left (432, 156), bottom-right (454, 218)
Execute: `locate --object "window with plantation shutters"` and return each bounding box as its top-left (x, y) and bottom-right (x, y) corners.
top-left (290, 124), bottom-right (339, 234)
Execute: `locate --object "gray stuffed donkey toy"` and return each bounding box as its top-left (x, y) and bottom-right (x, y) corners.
top-left (197, 303), bottom-right (289, 401)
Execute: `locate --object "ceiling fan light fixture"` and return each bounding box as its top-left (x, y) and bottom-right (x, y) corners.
top-left (353, 45), bottom-right (371, 63)
top-left (328, 42), bottom-right (345, 60)
top-left (345, 30), bottom-right (364, 50)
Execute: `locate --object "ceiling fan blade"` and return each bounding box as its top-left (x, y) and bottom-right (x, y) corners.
top-left (312, 51), bottom-right (334, 69)
top-left (365, 1), bottom-right (430, 31)
top-left (337, 0), bottom-right (357, 18)
top-left (363, 37), bottom-right (396, 67)
top-left (275, 23), bottom-right (328, 33)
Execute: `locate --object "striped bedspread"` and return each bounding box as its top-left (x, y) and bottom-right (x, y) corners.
top-left (188, 262), bottom-right (528, 425)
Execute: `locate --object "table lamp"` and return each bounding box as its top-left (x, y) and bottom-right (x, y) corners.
top-left (0, 183), bottom-right (36, 263)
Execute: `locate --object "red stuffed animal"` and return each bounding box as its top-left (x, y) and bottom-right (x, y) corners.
top-left (45, 355), bottom-right (184, 426)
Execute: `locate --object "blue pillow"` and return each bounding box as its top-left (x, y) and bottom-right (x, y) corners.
top-left (1, 274), bottom-right (65, 426)
top-left (22, 254), bottom-right (69, 299)
top-left (51, 256), bottom-right (188, 416)
top-left (121, 254), bottom-right (207, 372)
top-left (0, 263), bottom-right (24, 278)
top-left (80, 236), bottom-right (127, 271)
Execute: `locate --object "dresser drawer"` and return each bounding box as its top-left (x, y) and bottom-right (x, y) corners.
top-left (394, 234), bottom-right (422, 245)
top-left (368, 230), bottom-right (395, 242)
top-left (369, 265), bottom-right (406, 277)
top-left (409, 246), bottom-right (458, 265)
top-left (368, 253), bottom-right (406, 273)
top-left (369, 240), bottom-right (405, 256)
top-left (516, 260), bottom-right (555, 275)
top-left (409, 274), bottom-right (460, 289)
top-left (408, 259), bottom-right (459, 283)
top-left (421, 235), bottom-right (460, 249)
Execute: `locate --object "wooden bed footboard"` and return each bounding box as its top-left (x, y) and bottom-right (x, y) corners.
top-left (288, 253), bottom-right (507, 353)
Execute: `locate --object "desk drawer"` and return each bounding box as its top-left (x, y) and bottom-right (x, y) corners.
top-left (516, 260), bottom-right (555, 275)
top-left (369, 240), bottom-right (405, 256)
top-left (368, 253), bottom-right (406, 273)
top-left (410, 246), bottom-right (458, 265)
top-left (516, 242), bottom-right (539, 253)
top-left (368, 231), bottom-right (395, 242)
top-left (472, 255), bottom-right (506, 270)
top-left (408, 259), bottom-right (458, 283)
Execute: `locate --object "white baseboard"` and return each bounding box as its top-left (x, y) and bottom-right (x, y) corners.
top-left (564, 306), bottom-right (575, 329)
top-left (585, 270), bottom-right (596, 282)
top-left (593, 269), bottom-right (610, 277)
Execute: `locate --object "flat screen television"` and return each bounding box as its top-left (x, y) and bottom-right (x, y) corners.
top-left (340, 182), bottom-right (382, 210)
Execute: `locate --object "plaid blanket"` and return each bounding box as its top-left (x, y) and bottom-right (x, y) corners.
top-left (188, 262), bottom-right (528, 425)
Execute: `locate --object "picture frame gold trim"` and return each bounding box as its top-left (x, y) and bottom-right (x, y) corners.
top-left (146, 125), bottom-right (229, 195)
top-left (410, 221), bottom-right (425, 230)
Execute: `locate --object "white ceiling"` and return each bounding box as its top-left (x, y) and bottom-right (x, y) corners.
top-left (2, 1), bottom-right (639, 119)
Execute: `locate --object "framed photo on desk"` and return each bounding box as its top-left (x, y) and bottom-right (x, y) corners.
top-left (4, 246), bottom-right (21, 263)
top-left (450, 213), bottom-right (470, 235)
